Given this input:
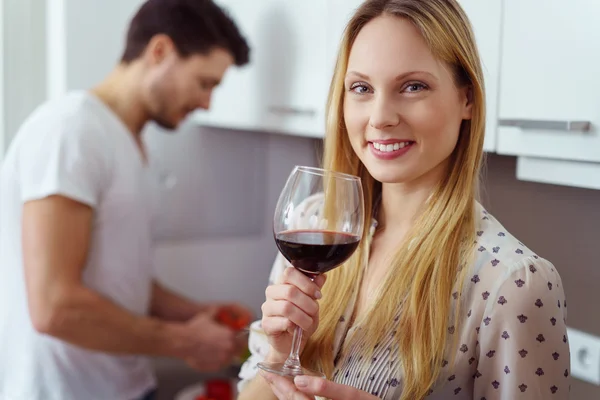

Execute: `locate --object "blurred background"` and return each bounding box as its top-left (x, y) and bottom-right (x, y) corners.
top-left (1, 0), bottom-right (599, 398)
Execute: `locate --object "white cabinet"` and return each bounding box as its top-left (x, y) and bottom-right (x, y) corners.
top-left (327, 0), bottom-right (362, 63)
top-left (196, 0), bottom-right (331, 138)
top-left (517, 157), bottom-right (600, 191)
top-left (457, 0), bottom-right (503, 153)
top-left (497, 0), bottom-right (600, 163)
top-left (199, 0), bottom-right (504, 146)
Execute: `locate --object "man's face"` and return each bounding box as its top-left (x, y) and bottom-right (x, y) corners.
top-left (141, 36), bottom-right (234, 130)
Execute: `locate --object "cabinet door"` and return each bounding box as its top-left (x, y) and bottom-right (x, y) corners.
top-left (197, 0), bottom-right (329, 138)
top-left (327, 0), bottom-right (362, 70)
top-left (517, 156), bottom-right (600, 191)
top-left (457, 0), bottom-right (502, 153)
top-left (497, 0), bottom-right (600, 162)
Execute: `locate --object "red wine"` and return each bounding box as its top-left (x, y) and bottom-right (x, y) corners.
top-left (275, 230), bottom-right (360, 276)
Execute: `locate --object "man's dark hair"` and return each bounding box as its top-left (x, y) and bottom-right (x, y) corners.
top-left (121, 0), bottom-right (250, 66)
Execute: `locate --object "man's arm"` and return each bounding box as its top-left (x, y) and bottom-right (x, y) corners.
top-left (23, 195), bottom-right (194, 358)
top-left (150, 282), bottom-right (207, 322)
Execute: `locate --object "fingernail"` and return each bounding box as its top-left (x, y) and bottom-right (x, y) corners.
top-left (314, 290), bottom-right (322, 299)
top-left (295, 376), bottom-right (309, 387)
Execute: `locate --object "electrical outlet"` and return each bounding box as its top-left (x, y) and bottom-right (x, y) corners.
top-left (567, 327), bottom-right (600, 385)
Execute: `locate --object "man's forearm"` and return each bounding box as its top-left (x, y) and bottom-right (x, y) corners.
top-left (39, 284), bottom-right (187, 358)
top-left (150, 282), bottom-right (206, 322)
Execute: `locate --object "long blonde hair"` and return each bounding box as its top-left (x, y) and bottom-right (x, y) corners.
top-left (300, 1), bottom-right (486, 399)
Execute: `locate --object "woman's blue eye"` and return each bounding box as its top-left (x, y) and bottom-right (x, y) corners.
top-left (405, 83), bottom-right (426, 92)
top-left (350, 83), bottom-right (371, 94)
top-left (348, 82), bottom-right (427, 94)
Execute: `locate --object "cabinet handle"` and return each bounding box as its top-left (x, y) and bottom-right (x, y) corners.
top-left (268, 106), bottom-right (316, 117)
top-left (499, 119), bottom-right (592, 132)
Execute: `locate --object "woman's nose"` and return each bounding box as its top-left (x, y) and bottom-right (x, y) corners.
top-left (368, 94), bottom-right (400, 130)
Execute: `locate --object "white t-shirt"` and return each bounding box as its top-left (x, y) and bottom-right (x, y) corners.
top-left (0, 91), bottom-right (160, 400)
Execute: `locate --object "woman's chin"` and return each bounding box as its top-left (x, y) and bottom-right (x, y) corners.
top-left (368, 168), bottom-right (414, 185)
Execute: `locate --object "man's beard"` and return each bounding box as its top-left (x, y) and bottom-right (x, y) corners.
top-left (147, 89), bottom-right (180, 131)
top-left (151, 115), bottom-right (178, 131)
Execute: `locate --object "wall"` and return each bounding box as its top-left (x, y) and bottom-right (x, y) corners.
top-left (481, 153), bottom-right (600, 399)
top-left (151, 126), bottom-right (320, 317)
top-left (1, 0), bottom-right (47, 160)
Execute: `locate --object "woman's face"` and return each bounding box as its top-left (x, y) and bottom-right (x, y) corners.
top-left (343, 15), bottom-right (472, 185)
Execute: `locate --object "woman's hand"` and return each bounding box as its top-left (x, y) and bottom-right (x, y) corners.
top-left (260, 267), bottom-right (326, 362)
top-left (260, 371), bottom-right (380, 400)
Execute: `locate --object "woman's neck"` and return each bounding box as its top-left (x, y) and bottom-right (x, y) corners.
top-left (378, 183), bottom-right (432, 235)
top-left (377, 162), bottom-right (448, 235)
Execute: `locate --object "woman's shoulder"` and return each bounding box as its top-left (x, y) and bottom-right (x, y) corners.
top-left (458, 203), bottom-right (567, 342)
top-left (466, 202), bottom-right (564, 297)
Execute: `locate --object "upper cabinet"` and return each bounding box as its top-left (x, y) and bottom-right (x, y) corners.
top-left (516, 156), bottom-right (600, 191)
top-left (457, 0), bottom-right (503, 153)
top-left (327, 0), bottom-right (362, 63)
top-left (199, 0), bottom-right (504, 148)
top-left (496, 0), bottom-right (600, 163)
top-left (195, 0), bottom-right (331, 138)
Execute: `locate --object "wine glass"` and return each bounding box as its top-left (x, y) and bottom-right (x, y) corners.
top-left (257, 165), bottom-right (365, 378)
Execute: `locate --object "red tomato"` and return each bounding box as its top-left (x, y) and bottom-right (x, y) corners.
top-left (215, 306), bottom-right (251, 331)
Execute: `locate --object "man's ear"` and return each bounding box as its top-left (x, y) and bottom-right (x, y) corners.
top-left (144, 34), bottom-right (175, 65)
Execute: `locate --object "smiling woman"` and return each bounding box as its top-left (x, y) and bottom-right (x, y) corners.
top-left (237, 1), bottom-right (570, 400)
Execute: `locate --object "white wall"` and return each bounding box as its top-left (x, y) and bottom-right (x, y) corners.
top-left (46, 0), bottom-right (143, 99)
top-left (1, 0), bottom-right (47, 159)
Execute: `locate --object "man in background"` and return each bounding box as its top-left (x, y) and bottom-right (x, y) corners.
top-left (0, 1), bottom-right (251, 399)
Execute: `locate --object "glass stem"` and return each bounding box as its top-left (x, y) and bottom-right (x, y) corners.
top-left (283, 325), bottom-right (303, 371)
top-left (283, 274), bottom-right (315, 371)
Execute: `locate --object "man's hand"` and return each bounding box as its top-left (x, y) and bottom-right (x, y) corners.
top-left (260, 372), bottom-right (380, 400)
top-left (213, 302), bottom-right (253, 330)
top-left (150, 282), bottom-right (254, 328)
top-left (177, 310), bottom-right (238, 372)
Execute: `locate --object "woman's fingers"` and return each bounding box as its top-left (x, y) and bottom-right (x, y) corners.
top-left (278, 267), bottom-right (323, 299)
top-left (261, 300), bottom-right (314, 331)
top-left (265, 284), bottom-right (319, 316)
top-left (261, 315), bottom-right (295, 336)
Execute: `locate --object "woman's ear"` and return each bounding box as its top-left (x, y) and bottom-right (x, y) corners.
top-left (462, 85), bottom-right (474, 120)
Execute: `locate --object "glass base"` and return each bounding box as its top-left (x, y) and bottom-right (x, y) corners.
top-left (257, 361), bottom-right (325, 378)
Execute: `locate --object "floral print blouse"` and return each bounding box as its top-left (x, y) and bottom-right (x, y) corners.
top-left (238, 199), bottom-right (570, 399)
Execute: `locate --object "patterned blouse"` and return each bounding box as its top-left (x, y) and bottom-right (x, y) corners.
top-left (238, 199), bottom-right (570, 399)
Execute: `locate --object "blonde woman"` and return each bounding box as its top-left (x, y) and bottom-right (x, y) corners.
top-left (238, 0), bottom-right (570, 399)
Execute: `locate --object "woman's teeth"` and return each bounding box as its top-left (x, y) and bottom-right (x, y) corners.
top-left (373, 141), bottom-right (412, 152)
